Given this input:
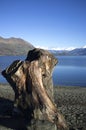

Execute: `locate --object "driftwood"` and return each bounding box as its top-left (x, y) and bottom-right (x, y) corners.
top-left (2, 48), bottom-right (68, 129)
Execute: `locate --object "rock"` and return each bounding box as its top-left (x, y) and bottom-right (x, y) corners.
top-left (2, 48), bottom-right (68, 130)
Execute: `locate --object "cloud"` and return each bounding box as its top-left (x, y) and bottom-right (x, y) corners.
top-left (83, 45), bottom-right (86, 48)
top-left (50, 47), bottom-right (75, 51)
top-left (35, 46), bottom-right (49, 50)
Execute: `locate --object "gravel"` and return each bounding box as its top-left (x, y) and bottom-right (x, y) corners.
top-left (54, 86), bottom-right (86, 130)
top-left (0, 84), bottom-right (86, 130)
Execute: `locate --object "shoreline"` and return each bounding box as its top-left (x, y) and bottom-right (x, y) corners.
top-left (0, 84), bottom-right (86, 130)
top-left (0, 82), bottom-right (86, 88)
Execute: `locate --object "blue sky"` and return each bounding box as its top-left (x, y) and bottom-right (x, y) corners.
top-left (0, 0), bottom-right (86, 49)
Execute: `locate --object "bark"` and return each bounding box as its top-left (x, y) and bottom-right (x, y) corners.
top-left (2, 48), bottom-right (68, 130)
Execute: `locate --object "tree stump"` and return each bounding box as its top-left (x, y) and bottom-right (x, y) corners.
top-left (2, 48), bottom-right (68, 130)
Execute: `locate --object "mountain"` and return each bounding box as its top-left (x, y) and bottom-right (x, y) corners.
top-left (49, 50), bottom-right (69, 56)
top-left (69, 48), bottom-right (86, 55)
top-left (0, 37), bottom-right (34, 55)
top-left (0, 37), bottom-right (86, 56)
top-left (49, 47), bottom-right (86, 56)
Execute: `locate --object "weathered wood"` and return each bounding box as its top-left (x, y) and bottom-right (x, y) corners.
top-left (2, 48), bottom-right (68, 130)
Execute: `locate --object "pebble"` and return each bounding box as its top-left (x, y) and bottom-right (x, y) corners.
top-left (54, 87), bottom-right (86, 130)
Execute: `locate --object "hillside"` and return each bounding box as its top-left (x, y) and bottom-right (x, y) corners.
top-left (49, 48), bottom-right (86, 56)
top-left (1, 36), bottom-right (86, 56)
top-left (0, 37), bottom-right (34, 55)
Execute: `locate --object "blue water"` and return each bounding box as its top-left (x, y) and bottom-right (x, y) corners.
top-left (0, 55), bottom-right (86, 87)
top-left (53, 56), bottom-right (86, 87)
top-left (0, 55), bottom-right (26, 83)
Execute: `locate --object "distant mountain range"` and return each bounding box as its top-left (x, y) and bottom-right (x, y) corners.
top-left (0, 37), bottom-right (34, 55)
top-left (49, 47), bottom-right (86, 56)
top-left (0, 36), bottom-right (86, 56)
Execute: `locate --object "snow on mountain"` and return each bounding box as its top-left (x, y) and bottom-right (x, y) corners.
top-left (48, 47), bottom-right (75, 51)
top-left (35, 45), bottom-right (86, 55)
top-left (83, 45), bottom-right (86, 48)
top-left (49, 47), bottom-right (86, 56)
top-left (36, 46), bottom-right (76, 51)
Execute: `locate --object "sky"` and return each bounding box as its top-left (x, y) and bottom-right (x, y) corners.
top-left (0, 0), bottom-right (86, 50)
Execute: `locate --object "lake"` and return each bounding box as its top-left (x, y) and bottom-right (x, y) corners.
top-left (0, 55), bottom-right (86, 87)
top-left (53, 56), bottom-right (86, 87)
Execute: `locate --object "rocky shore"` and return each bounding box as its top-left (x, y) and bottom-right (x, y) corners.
top-left (54, 86), bottom-right (86, 130)
top-left (0, 84), bottom-right (86, 130)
